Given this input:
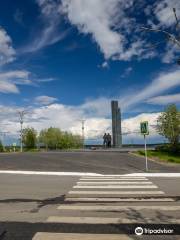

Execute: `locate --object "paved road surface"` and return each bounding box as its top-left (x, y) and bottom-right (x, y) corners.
top-left (0, 152), bottom-right (180, 239)
top-left (0, 152), bottom-right (180, 174)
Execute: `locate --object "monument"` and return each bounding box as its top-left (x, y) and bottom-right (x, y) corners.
top-left (111, 100), bottom-right (122, 148)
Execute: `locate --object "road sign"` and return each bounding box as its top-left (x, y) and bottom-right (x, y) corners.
top-left (140, 122), bottom-right (149, 171)
top-left (140, 121), bottom-right (149, 135)
top-left (12, 143), bottom-right (16, 147)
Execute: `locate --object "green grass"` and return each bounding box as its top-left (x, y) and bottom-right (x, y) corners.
top-left (137, 150), bottom-right (180, 164)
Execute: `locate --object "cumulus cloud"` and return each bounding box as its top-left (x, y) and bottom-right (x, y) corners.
top-left (0, 70), bottom-right (32, 94)
top-left (147, 93), bottom-right (180, 105)
top-left (123, 112), bottom-right (160, 135)
top-left (34, 95), bottom-right (58, 105)
top-left (80, 97), bottom-right (110, 118)
top-left (0, 27), bottom-right (16, 65)
top-left (0, 98), bottom-right (163, 144)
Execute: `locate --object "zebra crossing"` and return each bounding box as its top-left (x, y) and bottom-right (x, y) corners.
top-left (32, 175), bottom-right (178, 240)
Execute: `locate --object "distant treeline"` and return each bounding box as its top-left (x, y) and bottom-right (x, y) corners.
top-left (22, 127), bottom-right (83, 150)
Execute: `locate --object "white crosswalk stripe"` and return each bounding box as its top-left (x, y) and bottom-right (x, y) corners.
top-left (77, 181), bottom-right (153, 184)
top-left (58, 205), bottom-right (180, 211)
top-left (68, 190), bottom-right (164, 194)
top-left (80, 177), bottom-right (148, 181)
top-left (65, 197), bottom-right (174, 202)
top-left (33, 233), bottom-right (133, 240)
top-left (46, 216), bottom-right (180, 224)
top-left (73, 185), bottom-right (158, 188)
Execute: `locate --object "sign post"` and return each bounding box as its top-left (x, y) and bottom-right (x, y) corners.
top-left (140, 121), bottom-right (149, 172)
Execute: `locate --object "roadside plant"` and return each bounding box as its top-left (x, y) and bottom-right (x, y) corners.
top-left (156, 104), bottom-right (180, 153)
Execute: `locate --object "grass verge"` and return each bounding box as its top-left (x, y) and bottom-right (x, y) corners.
top-left (137, 150), bottom-right (180, 164)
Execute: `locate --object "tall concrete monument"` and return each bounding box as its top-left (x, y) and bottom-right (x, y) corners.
top-left (111, 100), bottom-right (122, 148)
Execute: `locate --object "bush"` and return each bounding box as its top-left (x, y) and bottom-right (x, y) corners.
top-left (137, 150), bottom-right (145, 156)
top-left (155, 145), bottom-right (170, 152)
top-left (155, 144), bottom-right (180, 155)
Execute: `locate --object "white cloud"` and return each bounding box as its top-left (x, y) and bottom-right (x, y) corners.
top-left (0, 70), bottom-right (32, 94)
top-left (19, 0), bottom-right (179, 63)
top-left (123, 112), bottom-right (159, 135)
top-left (0, 101), bottom-right (163, 144)
top-left (121, 112), bottom-right (165, 144)
top-left (80, 97), bottom-right (110, 118)
top-left (61, 0), bottom-right (154, 61)
top-left (0, 27), bottom-right (15, 65)
top-left (0, 70), bottom-right (56, 94)
top-left (34, 95), bottom-right (58, 105)
top-left (0, 101), bottom-right (158, 142)
top-left (0, 103), bottom-right (110, 140)
top-left (60, 0), bottom-right (180, 62)
top-left (36, 77), bottom-right (56, 83)
top-left (147, 93), bottom-right (180, 105)
top-left (0, 81), bottom-right (19, 94)
top-left (120, 69), bottom-right (180, 109)
top-left (61, 0), bottom-right (124, 59)
top-left (161, 43), bottom-right (180, 63)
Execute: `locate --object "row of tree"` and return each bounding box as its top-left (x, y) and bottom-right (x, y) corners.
top-left (22, 127), bottom-right (83, 150)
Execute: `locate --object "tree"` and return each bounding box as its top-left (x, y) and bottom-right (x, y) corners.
top-left (157, 104), bottom-right (180, 152)
top-left (39, 127), bottom-right (83, 150)
top-left (22, 127), bottom-right (37, 149)
top-left (58, 132), bottom-right (83, 149)
top-left (39, 127), bottom-right (62, 150)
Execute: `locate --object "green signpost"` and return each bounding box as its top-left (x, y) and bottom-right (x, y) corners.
top-left (140, 121), bottom-right (149, 171)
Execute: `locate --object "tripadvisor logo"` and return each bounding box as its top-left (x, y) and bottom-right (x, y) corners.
top-left (135, 226), bottom-right (174, 235)
top-left (135, 227), bottom-right (143, 235)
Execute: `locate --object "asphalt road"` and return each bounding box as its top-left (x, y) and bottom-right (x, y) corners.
top-left (0, 151), bottom-right (180, 174)
top-left (0, 152), bottom-right (180, 240)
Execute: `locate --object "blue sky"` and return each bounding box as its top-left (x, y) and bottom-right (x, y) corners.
top-left (0, 0), bottom-right (180, 144)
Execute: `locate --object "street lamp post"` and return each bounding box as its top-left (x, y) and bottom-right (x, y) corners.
top-left (81, 120), bottom-right (85, 149)
top-left (18, 111), bottom-right (26, 153)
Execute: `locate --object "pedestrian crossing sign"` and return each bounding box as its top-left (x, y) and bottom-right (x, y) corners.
top-left (140, 121), bottom-right (149, 135)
